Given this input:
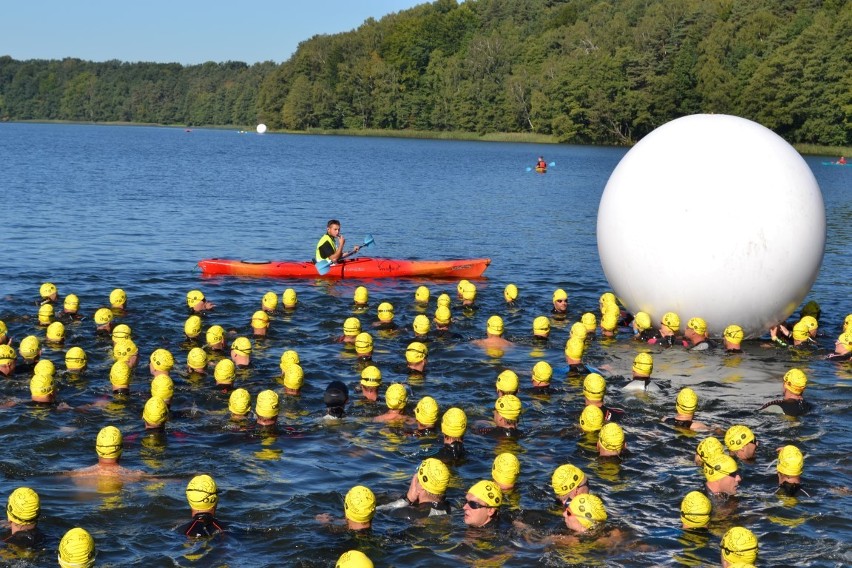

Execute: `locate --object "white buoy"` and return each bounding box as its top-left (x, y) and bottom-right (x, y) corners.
top-left (597, 114), bottom-right (825, 337)
top-left (256, 123), bottom-right (267, 134)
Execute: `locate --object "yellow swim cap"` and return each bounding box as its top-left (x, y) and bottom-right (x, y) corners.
top-left (696, 436), bottom-right (724, 462)
top-left (434, 305), bottom-right (451, 325)
top-left (149, 348), bottom-right (174, 372)
top-left (111, 323), bottom-right (131, 341)
top-left (599, 292), bottom-right (617, 310)
top-left (206, 325), bottom-right (225, 345)
top-left (680, 491), bottom-right (711, 529)
top-left (567, 494), bottom-right (607, 529)
top-left (385, 383), bottom-right (408, 410)
top-left (418, 457), bottom-right (450, 495)
top-left (186, 474), bottom-right (218, 512)
top-left (58, 527), bottom-right (95, 568)
top-left (142, 396), bottom-right (169, 427)
top-left (844, 314), bottom-right (852, 333)
top-left (436, 293), bottom-right (451, 308)
top-left (801, 300), bottom-right (820, 319)
top-left (336, 550), bottom-right (374, 568)
top-left (703, 453), bottom-right (738, 482)
top-left (46, 321), bottom-right (66, 343)
top-left (186, 290), bottom-right (205, 309)
top-left (256, 389), bottom-right (279, 419)
top-left (37, 303), bottom-right (54, 324)
top-left (7, 487), bottom-right (39, 525)
top-left (354, 332), bottom-right (373, 355)
top-left (461, 282), bottom-right (476, 302)
top-left (495, 369), bottom-right (519, 393)
top-left (0, 344), bottom-right (15, 364)
top-left (353, 286), bottom-right (369, 305)
top-left (415, 285), bottom-right (430, 303)
top-left (262, 291), bottom-right (278, 310)
top-left (405, 341), bottom-right (427, 364)
top-left (40, 282), bottom-right (57, 299)
top-left (251, 310), bottom-right (270, 329)
top-left (724, 425), bottom-right (755, 451)
top-left (360, 365), bottom-right (382, 387)
top-left (228, 388), bottom-right (251, 415)
top-left (19, 335), bottom-right (40, 359)
top-left (282, 288), bottom-right (297, 307)
top-left (724, 324), bottom-right (744, 345)
top-left (676, 387), bottom-right (698, 415)
top-left (551, 464), bottom-right (586, 497)
top-left (109, 288), bottom-right (126, 308)
top-left (579, 405), bottom-right (604, 433)
top-left (441, 407), bottom-right (467, 438)
top-left (583, 373), bottom-right (606, 401)
top-left (412, 314), bottom-right (430, 335)
top-left (113, 339), bottom-right (138, 362)
top-left (532, 360), bottom-right (553, 384)
top-left (687, 317), bottom-right (707, 335)
top-left (792, 321), bottom-right (809, 341)
top-left (777, 445), bottom-right (803, 476)
top-left (414, 396), bottom-right (438, 425)
top-left (30, 373), bottom-right (54, 399)
top-left (634, 312), bottom-right (651, 331)
top-left (231, 336), bottom-right (252, 355)
top-left (63, 294), bottom-right (79, 311)
top-left (800, 315), bottom-right (818, 332)
top-left (495, 394), bottom-right (522, 421)
top-left (457, 280), bottom-right (469, 295)
top-left (34, 359), bottom-right (55, 378)
top-left (485, 316), bottom-right (503, 336)
top-left (214, 359), bottom-right (236, 384)
top-left (533, 316), bottom-right (550, 336)
top-left (581, 312), bottom-right (597, 333)
top-left (344, 485), bottom-right (375, 523)
top-left (109, 361), bottom-right (131, 388)
top-left (0, 320), bottom-right (6, 337)
top-left (837, 330), bottom-right (852, 349)
top-left (783, 368), bottom-right (807, 394)
top-left (151, 374), bottom-right (174, 401)
top-left (661, 312), bottom-right (680, 332)
top-left (721, 526), bottom-right (758, 564)
top-left (600, 310), bottom-right (618, 332)
top-left (283, 363), bottom-right (304, 390)
top-left (598, 423), bottom-right (624, 452)
top-left (553, 289), bottom-right (568, 303)
top-left (65, 346), bottom-right (87, 371)
top-left (632, 352), bottom-right (653, 376)
top-left (280, 349), bottom-right (300, 367)
top-left (564, 337), bottom-right (585, 361)
top-left (187, 347), bottom-right (208, 371)
top-left (468, 480), bottom-right (502, 507)
top-left (377, 302), bottom-right (394, 323)
top-left (96, 425), bottom-right (123, 459)
top-left (343, 317), bottom-right (361, 337)
top-left (492, 452), bottom-right (521, 487)
top-left (504, 284), bottom-right (518, 302)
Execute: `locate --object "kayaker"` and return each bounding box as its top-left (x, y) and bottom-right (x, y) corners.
top-left (315, 219), bottom-right (359, 263)
top-left (536, 156), bottom-right (547, 170)
top-left (838, 156), bottom-right (847, 164)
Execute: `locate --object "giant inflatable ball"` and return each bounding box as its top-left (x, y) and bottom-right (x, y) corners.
top-left (597, 114), bottom-right (825, 338)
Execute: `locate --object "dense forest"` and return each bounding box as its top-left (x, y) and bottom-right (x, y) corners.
top-left (1, 0), bottom-right (849, 146)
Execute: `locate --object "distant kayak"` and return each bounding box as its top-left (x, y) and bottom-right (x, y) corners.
top-left (821, 161), bottom-right (848, 166)
top-left (535, 166), bottom-right (547, 173)
top-left (198, 257), bottom-right (491, 279)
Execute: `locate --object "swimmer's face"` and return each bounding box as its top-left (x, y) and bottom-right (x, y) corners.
top-left (719, 473), bottom-right (741, 495)
top-left (463, 493), bottom-right (494, 527)
top-left (735, 440), bottom-right (758, 461)
top-left (563, 505), bottom-right (588, 533)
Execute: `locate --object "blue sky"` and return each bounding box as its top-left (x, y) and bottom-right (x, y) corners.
top-left (0, 0), bottom-right (427, 65)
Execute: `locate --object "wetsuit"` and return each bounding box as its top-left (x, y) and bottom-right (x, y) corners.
top-left (378, 496), bottom-right (451, 518)
top-left (686, 339), bottom-right (715, 351)
top-left (3, 528), bottom-right (45, 549)
top-left (664, 416), bottom-right (693, 429)
top-left (622, 379), bottom-right (661, 394)
top-left (433, 441), bottom-right (466, 465)
top-left (477, 425), bottom-right (522, 439)
top-left (179, 512), bottom-right (227, 538)
top-left (636, 328), bottom-right (661, 343)
top-left (778, 481), bottom-right (809, 497)
top-left (826, 351), bottom-right (851, 362)
top-left (315, 233), bottom-right (337, 262)
top-left (758, 398), bottom-right (811, 416)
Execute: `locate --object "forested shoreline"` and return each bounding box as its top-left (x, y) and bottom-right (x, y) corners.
top-left (1, 0), bottom-right (849, 146)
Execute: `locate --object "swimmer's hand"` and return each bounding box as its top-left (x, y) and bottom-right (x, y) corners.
top-left (315, 513), bottom-right (333, 524)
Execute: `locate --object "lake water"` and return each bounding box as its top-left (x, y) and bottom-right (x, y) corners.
top-left (0, 122), bottom-right (849, 567)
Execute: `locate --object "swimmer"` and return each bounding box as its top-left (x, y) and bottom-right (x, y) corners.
top-left (107, 361), bottom-right (131, 396)
top-left (492, 452), bottom-right (520, 491)
top-left (261, 291), bottom-right (278, 313)
top-left (477, 395), bottom-right (522, 438)
top-left (463, 480), bottom-right (502, 528)
top-left (579, 405), bottom-right (604, 434)
top-left (38, 282), bottom-right (59, 305)
top-left (582, 373), bottom-right (624, 422)
top-left (581, 312), bottom-right (597, 337)
top-left (694, 436), bottom-right (725, 467)
top-left (341, 317), bottom-right (361, 344)
top-left (723, 324), bottom-right (744, 353)
top-left (406, 341), bottom-right (428, 374)
top-left (551, 289), bottom-right (568, 320)
top-left (376, 458), bottom-right (452, 517)
top-left (142, 396), bottom-right (169, 430)
top-left (186, 289), bottom-right (215, 313)
top-left (683, 317), bottom-right (712, 350)
top-left (532, 316), bottom-right (550, 341)
top-left (282, 288), bottom-right (297, 309)
top-left (336, 550), bottom-right (373, 567)
top-left (374, 302), bottom-right (398, 330)
top-left (93, 307), bottom-right (114, 334)
top-left (460, 281), bottom-right (477, 307)
top-left (530, 361), bottom-right (552, 391)
top-left (456, 280), bottom-right (470, 300)
top-left (622, 353), bottom-right (661, 393)
top-left (149, 348), bottom-right (174, 378)
top-left (17, 335), bottom-right (41, 371)
top-left (408, 396), bottom-right (439, 436)
top-left (433, 407), bottom-right (467, 464)
top-left (255, 389), bottom-right (279, 427)
top-left (562, 493), bottom-right (607, 534)
top-left (111, 323), bottom-right (131, 343)
top-left (113, 339), bottom-right (139, 368)
top-left (61, 294), bottom-right (81, 320)
top-left (30, 372), bottom-right (56, 404)
top-left (790, 319), bottom-right (815, 347)
top-left (776, 444), bottom-right (807, 497)
top-left (214, 359), bottom-right (237, 392)
top-left (353, 286), bottom-right (369, 307)
top-left (66, 426), bottom-right (146, 481)
top-left (205, 325), bottom-right (226, 351)
top-left (433, 305), bottom-right (452, 332)
top-left (109, 288), bottom-right (127, 310)
top-left (187, 347), bottom-right (209, 375)
top-left (323, 381), bottom-right (349, 419)
top-left (37, 303), bottom-right (54, 326)
top-left (412, 314), bottom-right (430, 339)
top-left (65, 346), bottom-right (87, 374)
top-left (281, 363), bottom-right (303, 396)
top-left (758, 368), bottom-right (811, 416)
top-left (600, 310), bottom-right (618, 338)
top-left (57, 527), bottom-right (96, 568)
top-left (44, 321), bottom-right (66, 346)
top-left (151, 375), bottom-right (174, 406)
top-left (0, 344), bottom-right (17, 377)
top-left (651, 312), bottom-right (681, 347)
top-left (597, 422), bottom-right (625, 458)
top-left (725, 425), bottom-right (758, 461)
top-left (632, 312), bottom-right (659, 342)
top-left (665, 387), bottom-right (709, 431)
top-left (552, 464), bottom-right (590, 506)
top-left (703, 453), bottom-right (741, 497)
top-left (3, 487), bottom-right (44, 549)
top-left (230, 337), bottom-right (252, 367)
top-left (680, 491), bottom-right (711, 529)
top-left (826, 330), bottom-right (852, 362)
top-left (228, 388), bottom-right (251, 422)
top-left (414, 285), bottom-right (430, 305)
top-left (359, 365), bottom-right (381, 401)
top-left (354, 332), bottom-right (373, 361)
top-left (564, 336), bottom-right (588, 375)
top-left (504, 283), bottom-right (518, 306)
top-left (720, 526), bottom-right (758, 567)
top-left (496, 370), bottom-right (519, 397)
top-left (179, 474), bottom-right (227, 538)
top-left (373, 383), bottom-right (413, 424)
top-left (250, 310), bottom-right (270, 337)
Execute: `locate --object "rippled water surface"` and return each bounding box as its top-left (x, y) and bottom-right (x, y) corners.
top-left (0, 123), bottom-right (850, 567)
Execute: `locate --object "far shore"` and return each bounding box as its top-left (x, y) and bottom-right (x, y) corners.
top-left (4, 119), bottom-right (849, 157)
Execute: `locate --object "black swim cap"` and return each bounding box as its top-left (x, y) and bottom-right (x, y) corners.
top-left (324, 380), bottom-right (349, 406)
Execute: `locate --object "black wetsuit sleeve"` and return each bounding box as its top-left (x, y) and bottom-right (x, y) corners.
top-left (317, 240), bottom-right (335, 260)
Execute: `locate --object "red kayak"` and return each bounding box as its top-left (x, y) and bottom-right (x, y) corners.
top-left (198, 257), bottom-right (491, 279)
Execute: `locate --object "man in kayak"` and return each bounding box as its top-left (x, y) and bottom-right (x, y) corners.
top-left (315, 219), bottom-right (359, 263)
top-left (536, 156), bottom-right (547, 170)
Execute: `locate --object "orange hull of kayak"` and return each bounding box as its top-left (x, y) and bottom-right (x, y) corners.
top-left (198, 257), bottom-right (491, 279)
